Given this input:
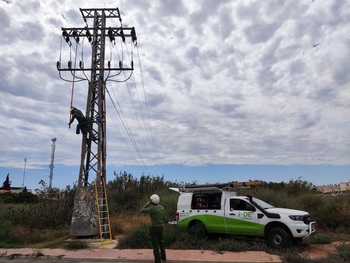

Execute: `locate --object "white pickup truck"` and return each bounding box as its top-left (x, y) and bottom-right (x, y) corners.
top-left (171, 186), bottom-right (316, 248)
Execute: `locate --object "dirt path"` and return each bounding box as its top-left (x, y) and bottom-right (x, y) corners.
top-left (302, 242), bottom-right (350, 259)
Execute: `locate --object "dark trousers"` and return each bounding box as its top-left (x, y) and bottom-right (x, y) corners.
top-left (79, 120), bottom-right (92, 138)
top-left (150, 226), bottom-right (166, 263)
top-left (79, 124), bottom-right (88, 137)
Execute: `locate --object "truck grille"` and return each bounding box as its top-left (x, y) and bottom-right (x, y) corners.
top-left (303, 215), bottom-right (312, 224)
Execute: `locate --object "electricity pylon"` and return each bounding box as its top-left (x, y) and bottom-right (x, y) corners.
top-left (57, 7), bottom-right (137, 237)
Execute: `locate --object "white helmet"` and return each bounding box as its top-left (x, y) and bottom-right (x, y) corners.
top-left (150, 194), bottom-right (160, 204)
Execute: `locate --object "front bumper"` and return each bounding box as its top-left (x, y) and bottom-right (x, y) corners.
top-left (304, 221), bottom-right (316, 238)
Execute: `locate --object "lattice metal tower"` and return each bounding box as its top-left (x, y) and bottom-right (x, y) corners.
top-left (49, 137), bottom-right (57, 189)
top-left (57, 7), bottom-right (137, 237)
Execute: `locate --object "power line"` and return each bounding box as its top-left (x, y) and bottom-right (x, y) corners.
top-left (136, 45), bottom-right (158, 173)
top-left (106, 33), bottom-right (158, 175)
top-left (105, 84), bottom-right (151, 174)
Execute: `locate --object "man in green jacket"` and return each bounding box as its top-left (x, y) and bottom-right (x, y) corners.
top-left (141, 194), bottom-right (166, 263)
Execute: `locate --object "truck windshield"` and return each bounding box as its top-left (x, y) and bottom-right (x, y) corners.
top-left (252, 197), bottom-right (274, 209)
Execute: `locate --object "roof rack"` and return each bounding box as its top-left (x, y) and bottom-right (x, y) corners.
top-left (185, 180), bottom-right (264, 191)
top-left (183, 186), bottom-right (225, 193)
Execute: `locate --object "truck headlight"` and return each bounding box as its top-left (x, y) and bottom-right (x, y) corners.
top-left (289, 215), bottom-right (304, 221)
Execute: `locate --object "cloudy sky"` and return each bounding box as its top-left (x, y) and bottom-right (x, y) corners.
top-left (0, 0), bottom-right (349, 191)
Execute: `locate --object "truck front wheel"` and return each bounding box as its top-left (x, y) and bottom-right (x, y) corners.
top-left (267, 227), bottom-right (291, 249)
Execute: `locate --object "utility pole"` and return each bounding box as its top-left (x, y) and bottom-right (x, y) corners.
top-left (49, 138), bottom-right (56, 189)
top-left (57, 8), bottom-right (137, 237)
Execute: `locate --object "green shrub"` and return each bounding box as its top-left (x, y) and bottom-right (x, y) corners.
top-left (336, 244), bottom-right (350, 262)
top-left (300, 194), bottom-right (323, 212)
top-left (0, 192), bottom-right (39, 204)
top-left (309, 234), bottom-right (332, 244)
top-left (107, 172), bottom-right (177, 213)
top-left (239, 187), bottom-right (299, 209)
top-left (211, 237), bottom-right (265, 252)
top-left (0, 220), bottom-right (13, 235)
top-left (312, 196), bottom-right (350, 230)
top-left (165, 227), bottom-right (209, 250)
top-left (0, 201), bottom-right (72, 228)
top-left (118, 226), bottom-right (151, 248)
top-left (282, 254), bottom-right (317, 263)
top-left (0, 220), bottom-right (15, 247)
top-left (119, 225), bottom-right (269, 252)
top-left (0, 220), bottom-right (45, 247)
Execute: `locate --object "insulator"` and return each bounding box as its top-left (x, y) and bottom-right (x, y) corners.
top-left (131, 27), bottom-right (137, 43)
top-left (108, 27), bottom-right (115, 43)
top-left (79, 61), bottom-right (84, 69)
top-left (62, 29), bottom-right (69, 43)
top-left (68, 61), bottom-right (72, 69)
top-left (108, 61), bottom-right (111, 69)
top-left (119, 61), bottom-right (122, 68)
top-left (131, 60), bottom-right (134, 69)
top-left (120, 29), bottom-right (125, 43)
top-left (86, 27), bottom-right (92, 43)
top-left (73, 30), bottom-right (79, 43)
top-left (56, 61), bottom-right (61, 69)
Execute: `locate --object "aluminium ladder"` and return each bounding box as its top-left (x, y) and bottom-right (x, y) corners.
top-left (94, 178), bottom-right (113, 245)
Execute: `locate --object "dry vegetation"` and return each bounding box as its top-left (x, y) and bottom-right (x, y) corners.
top-left (110, 213), bottom-right (149, 236)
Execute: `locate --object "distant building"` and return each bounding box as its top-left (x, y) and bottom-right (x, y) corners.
top-left (339, 182), bottom-right (350, 192)
top-left (316, 182), bottom-right (350, 194)
top-left (10, 187), bottom-right (26, 193)
top-left (0, 187), bottom-right (32, 194)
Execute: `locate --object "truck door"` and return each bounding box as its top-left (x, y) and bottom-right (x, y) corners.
top-left (225, 198), bottom-right (260, 235)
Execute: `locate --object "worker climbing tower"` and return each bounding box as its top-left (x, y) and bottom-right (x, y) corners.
top-left (57, 8), bottom-right (137, 240)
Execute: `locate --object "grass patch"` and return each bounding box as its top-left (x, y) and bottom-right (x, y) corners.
top-left (336, 244), bottom-right (350, 262)
top-left (63, 241), bottom-right (90, 250)
top-left (308, 234), bottom-right (332, 244)
top-left (210, 236), bottom-right (268, 252)
top-left (118, 226), bottom-right (151, 249)
top-left (118, 225), bottom-right (270, 252)
top-left (0, 220), bottom-right (69, 249)
top-left (30, 235), bottom-right (70, 249)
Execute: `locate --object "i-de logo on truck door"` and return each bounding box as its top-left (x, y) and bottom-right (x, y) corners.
top-left (239, 211), bottom-right (252, 218)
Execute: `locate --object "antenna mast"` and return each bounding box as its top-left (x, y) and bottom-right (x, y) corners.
top-left (22, 158), bottom-right (27, 189)
top-left (49, 138), bottom-right (57, 189)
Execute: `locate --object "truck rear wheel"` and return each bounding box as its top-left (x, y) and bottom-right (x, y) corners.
top-left (189, 221), bottom-right (207, 237)
top-left (267, 227), bottom-right (291, 249)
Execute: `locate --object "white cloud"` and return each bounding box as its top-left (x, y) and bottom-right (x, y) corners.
top-left (0, 0), bottom-right (349, 177)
